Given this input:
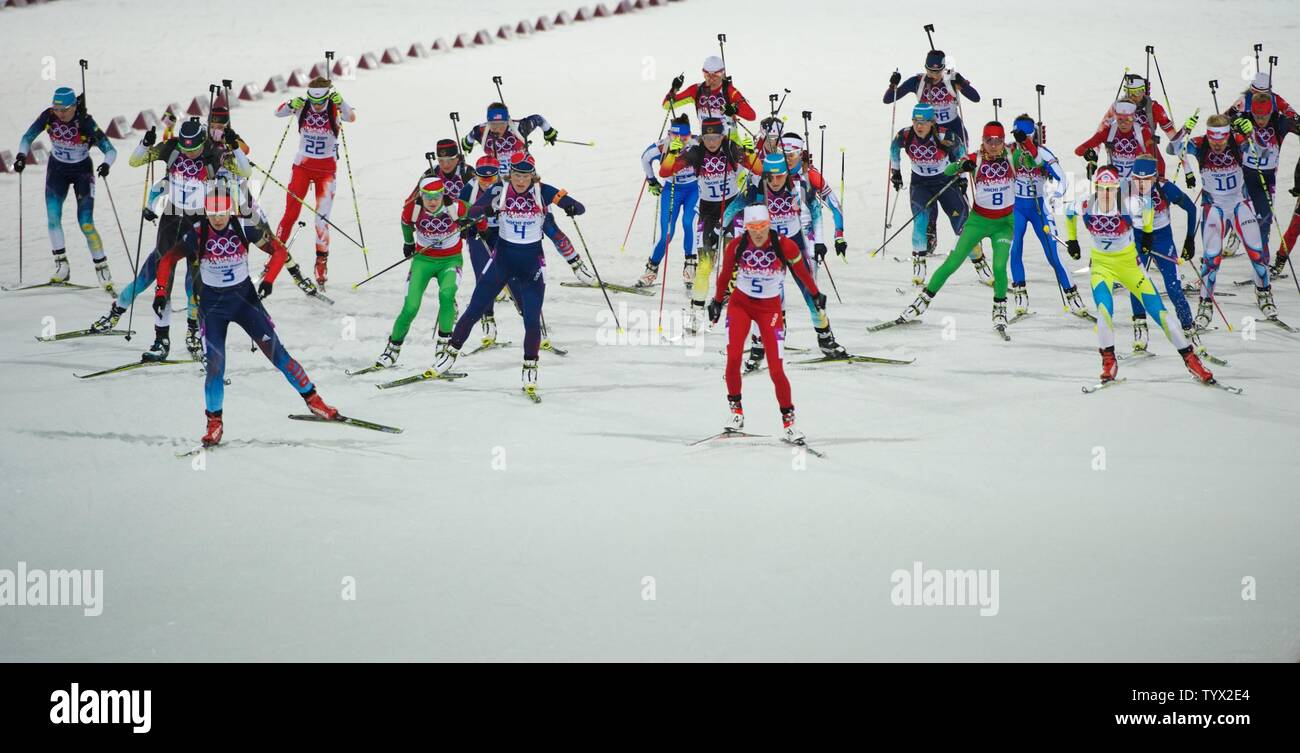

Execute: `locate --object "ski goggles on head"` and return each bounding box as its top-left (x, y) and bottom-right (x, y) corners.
top-left (780, 136), bottom-right (804, 154)
top-left (306, 87), bottom-right (331, 103)
top-left (418, 177), bottom-right (445, 201)
top-left (982, 135), bottom-right (1004, 145)
top-left (743, 218), bottom-right (770, 231)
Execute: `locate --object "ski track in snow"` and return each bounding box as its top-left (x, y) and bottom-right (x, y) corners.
top-left (1, 0), bottom-right (1299, 661)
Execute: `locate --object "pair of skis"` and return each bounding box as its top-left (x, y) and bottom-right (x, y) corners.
top-left (2, 281), bottom-right (98, 292)
top-left (561, 281), bottom-right (654, 297)
top-left (689, 428), bottom-right (825, 458)
top-left (35, 328), bottom-right (132, 343)
top-left (1082, 375), bottom-right (1243, 395)
top-left (176, 413), bottom-right (404, 457)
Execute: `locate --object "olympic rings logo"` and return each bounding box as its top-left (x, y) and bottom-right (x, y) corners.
top-left (173, 157), bottom-right (204, 179)
top-left (206, 234), bottom-right (243, 256)
top-left (420, 216), bottom-right (452, 233)
top-left (981, 161), bottom-right (1010, 180)
top-left (702, 155), bottom-right (727, 173)
top-left (503, 195), bottom-right (538, 212)
top-left (922, 87), bottom-right (952, 104)
top-left (740, 248), bottom-right (778, 268)
top-left (767, 196), bottom-right (796, 214)
top-left (1089, 215), bottom-right (1124, 234)
top-left (911, 143), bottom-right (938, 159)
top-left (50, 122), bottom-right (79, 141)
top-left (1208, 151), bottom-right (1236, 169)
top-left (304, 112), bottom-right (331, 129)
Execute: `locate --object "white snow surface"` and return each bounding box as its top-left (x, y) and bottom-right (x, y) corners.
top-left (1, 0), bottom-right (1298, 661)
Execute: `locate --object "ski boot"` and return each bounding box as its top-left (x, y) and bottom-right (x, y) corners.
top-left (434, 331), bottom-right (452, 357)
top-left (1131, 316), bottom-right (1149, 353)
top-left (1183, 326), bottom-right (1203, 352)
top-left (522, 359), bottom-right (540, 401)
top-left (1223, 230), bottom-right (1240, 257)
top-left (1269, 255), bottom-right (1288, 280)
top-left (900, 290), bottom-right (934, 323)
top-left (287, 262), bottom-right (318, 295)
top-left (90, 303), bottom-right (126, 333)
top-left (50, 250), bottom-right (70, 283)
top-left (781, 406), bottom-right (805, 443)
top-left (635, 261), bottom-right (659, 288)
top-left (480, 316), bottom-right (497, 347)
top-left (1099, 346), bottom-right (1118, 383)
top-left (1011, 283), bottom-right (1029, 316)
top-left (185, 319), bottom-right (203, 360)
top-left (93, 257), bottom-right (114, 294)
top-left (142, 326), bottom-right (171, 362)
top-left (427, 344), bottom-right (460, 377)
top-left (992, 299), bottom-right (1009, 329)
top-left (683, 257), bottom-right (698, 293)
top-left (303, 388), bottom-right (339, 420)
top-left (815, 325), bottom-right (848, 358)
top-left (911, 252), bottom-right (927, 286)
top-left (743, 335), bottom-right (765, 373)
top-left (375, 337), bottom-right (402, 369)
top-left (970, 253), bottom-right (994, 286)
top-left (568, 256), bottom-right (596, 284)
top-left (684, 300), bottom-right (705, 335)
top-left (1064, 286), bottom-right (1091, 319)
top-left (725, 394), bottom-right (744, 432)
top-left (1256, 286), bottom-right (1277, 318)
top-left (314, 252), bottom-right (328, 289)
top-left (202, 410), bottom-right (224, 447)
top-left (1194, 298), bottom-right (1215, 331)
top-left (1180, 347), bottom-right (1214, 384)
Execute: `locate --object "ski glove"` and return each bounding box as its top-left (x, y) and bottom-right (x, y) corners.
top-left (544, 128), bottom-right (558, 145)
top-left (952, 73), bottom-right (968, 89)
top-left (289, 97), bottom-right (305, 111)
top-left (889, 71), bottom-right (902, 88)
top-left (671, 74), bottom-right (685, 92)
top-left (1185, 173), bottom-right (1196, 189)
top-left (834, 238), bottom-right (848, 257)
top-left (330, 91), bottom-right (343, 105)
top-left (813, 292), bottom-right (828, 311)
top-left (1066, 240), bottom-right (1082, 260)
top-left (151, 294), bottom-right (167, 318)
top-left (723, 102), bottom-right (739, 117)
top-left (142, 127), bottom-right (156, 147)
top-left (707, 298), bottom-right (724, 324)
top-left (1140, 232), bottom-right (1153, 253)
top-left (668, 137), bottom-right (683, 155)
top-left (891, 168), bottom-right (904, 191)
top-left (1232, 117), bottom-right (1253, 136)
top-left (563, 203), bottom-right (580, 217)
top-left (959, 158), bottom-right (977, 173)
top-left (814, 243), bottom-right (828, 262)
top-left (97, 163), bottom-right (110, 178)
top-left (1181, 237), bottom-right (1196, 261)
top-left (1082, 148), bottom-right (1098, 164)
top-left (403, 242), bottom-right (415, 258)
top-left (647, 178), bottom-right (662, 197)
top-left (12, 153), bottom-right (25, 173)
top-left (258, 281), bottom-right (273, 299)
top-left (1013, 129), bottom-right (1030, 144)
top-left (460, 136), bottom-right (474, 154)
top-left (142, 208), bottom-right (158, 222)
top-left (1184, 114), bottom-right (1199, 132)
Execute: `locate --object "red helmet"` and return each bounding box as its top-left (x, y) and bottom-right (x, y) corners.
top-left (204, 191), bottom-right (233, 215)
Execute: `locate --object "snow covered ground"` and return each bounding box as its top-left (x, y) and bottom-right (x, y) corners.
top-left (1, 0), bottom-right (1297, 661)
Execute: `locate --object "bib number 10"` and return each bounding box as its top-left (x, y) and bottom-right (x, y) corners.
top-left (1213, 175), bottom-right (1237, 192)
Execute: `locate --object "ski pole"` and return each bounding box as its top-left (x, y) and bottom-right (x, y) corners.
top-left (336, 120), bottom-right (370, 273)
top-left (818, 255), bottom-right (842, 304)
top-left (249, 159), bottom-right (365, 249)
top-left (100, 178), bottom-right (132, 278)
top-left (568, 215), bottom-right (623, 332)
top-left (620, 178), bottom-right (648, 253)
top-left (79, 59), bottom-right (88, 106)
top-left (884, 72), bottom-right (898, 246)
top-left (818, 124), bottom-right (826, 177)
top-left (17, 170), bottom-right (23, 285)
top-left (352, 253), bottom-right (412, 289)
top-left (656, 179), bottom-right (676, 335)
top-left (552, 138), bottom-right (596, 147)
top-left (449, 111), bottom-right (462, 149)
top-left (125, 161), bottom-right (154, 342)
top-left (873, 172), bottom-right (963, 256)
top-left (258, 120), bottom-right (292, 201)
